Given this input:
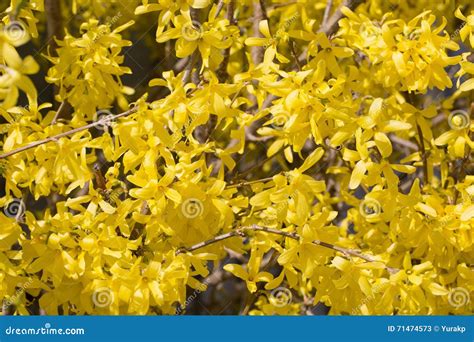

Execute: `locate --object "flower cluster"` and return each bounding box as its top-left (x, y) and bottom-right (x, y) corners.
top-left (0, 0), bottom-right (473, 316)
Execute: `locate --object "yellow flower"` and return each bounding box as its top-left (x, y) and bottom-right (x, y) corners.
top-left (45, 19), bottom-right (135, 117)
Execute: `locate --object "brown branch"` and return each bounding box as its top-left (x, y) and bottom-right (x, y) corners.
top-left (453, 128), bottom-right (473, 203)
top-left (295, 0), bottom-right (365, 67)
top-left (251, 0), bottom-right (268, 65)
top-left (8, 0), bottom-right (27, 21)
top-left (214, 0), bottom-right (226, 18)
top-left (0, 106), bottom-right (139, 159)
top-left (51, 101), bottom-right (66, 125)
top-left (389, 134), bottom-right (418, 151)
top-left (182, 51), bottom-right (199, 84)
top-left (416, 123), bottom-right (429, 186)
top-left (226, 176), bottom-right (275, 188)
top-left (45, 0), bottom-right (64, 50)
top-left (177, 224), bottom-right (398, 273)
top-left (216, 0), bottom-right (236, 82)
top-left (322, 0), bottom-right (333, 28)
top-left (322, 0), bottom-right (364, 35)
top-left (290, 40), bottom-right (301, 71)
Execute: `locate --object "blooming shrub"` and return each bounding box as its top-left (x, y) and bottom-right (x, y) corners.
top-left (0, 0), bottom-right (473, 315)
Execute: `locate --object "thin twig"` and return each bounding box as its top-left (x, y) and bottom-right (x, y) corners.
top-left (8, 0), bottom-right (27, 21)
top-left (416, 123), bottom-right (429, 185)
top-left (390, 134), bottom-right (418, 151)
top-left (322, 0), bottom-right (333, 28)
top-left (214, 0), bottom-right (226, 19)
top-left (177, 224), bottom-right (398, 273)
top-left (51, 101), bottom-right (66, 125)
top-left (251, 0), bottom-right (268, 65)
top-left (0, 106), bottom-right (139, 159)
top-left (266, 1), bottom-right (297, 10)
top-left (226, 176), bottom-right (275, 188)
top-left (44, 0), bottom-right (64, 50)
top-left (322, 0), bottom-right (364, 35)
top-left (216, 0), bottom-right (236, 82)
top-left (182, 51), bottom-right (199, 84)
top-left (290, 40), bottom-right (301, 71)
top-left (453, 129), bottom-right (473, 203)
top-left (295, 0), bottom-right (365, 68)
